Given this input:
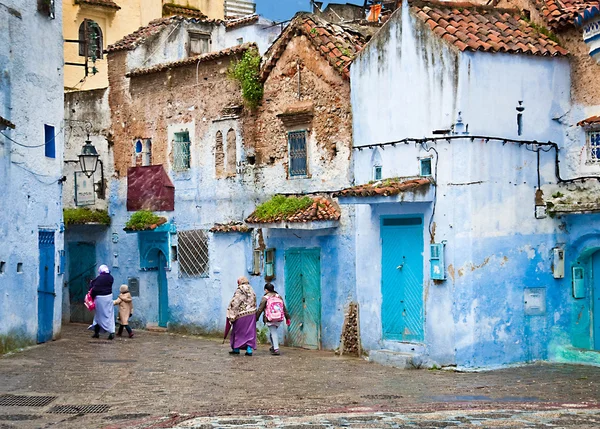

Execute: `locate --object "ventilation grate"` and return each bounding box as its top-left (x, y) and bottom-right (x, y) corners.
top-left (0, 395), bottom-right (57, 407)
top-left (47, 404), bottom-right (110, 414)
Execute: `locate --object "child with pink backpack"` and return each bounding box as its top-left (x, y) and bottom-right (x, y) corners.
top-left (256, 283), bottom-right (290, 355)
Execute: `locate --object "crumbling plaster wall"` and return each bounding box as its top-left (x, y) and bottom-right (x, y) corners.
top-left (252, 35), bottom-right (354, 194)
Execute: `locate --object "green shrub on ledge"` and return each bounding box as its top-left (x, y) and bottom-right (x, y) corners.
top-left (63, 208), bottom-right (111, 227)
top-left (227, 48), bottom-right (263, 109)
top-left (124, 210), bottom-right (167, 231)
top-left (253, 195), bottom-right (313, 221)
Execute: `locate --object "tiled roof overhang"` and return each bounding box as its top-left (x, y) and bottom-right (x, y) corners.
top-left (75, 0), bottom-right (120, 10)
top-left (246, 196), bottom-right (341, 229)
top-left (577, 115), bottom-right (600, 127)
top-left (334, 177), bottom-right (435, 204)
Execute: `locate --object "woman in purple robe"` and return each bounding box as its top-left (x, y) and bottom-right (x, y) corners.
top-left (226, 276), bottom-right (257, 356)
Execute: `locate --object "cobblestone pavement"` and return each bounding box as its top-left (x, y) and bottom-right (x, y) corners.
top-left (0, 324), bottom-right (599, 429)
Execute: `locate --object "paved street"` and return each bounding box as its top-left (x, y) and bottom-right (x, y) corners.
top-left (0, 324), bottom-right (600, 428)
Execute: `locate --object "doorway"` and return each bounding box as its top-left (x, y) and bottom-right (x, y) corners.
top-left (67, 242), bottom-right (96, 323)
top-left (37, 230), bottom-right (56, 343)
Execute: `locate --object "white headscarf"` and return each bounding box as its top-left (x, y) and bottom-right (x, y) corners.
top-left (98, 264), bottom-right (110, 274)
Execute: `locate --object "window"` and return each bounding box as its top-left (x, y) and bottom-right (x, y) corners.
top-left (44, 124), bottom-right (55, 158)
top-left (37, 0), bottom-right (55, 18)
top-left (264, 248), bottom-right (275, 279)
top-left (252, 249), bottom-right (262, 275)
top-left (237, 37), bottom-right (244, 45)
top-left (288, 131), bottom-right (307, 177)
top-left (215, 131), bottom-right (225, 177)
top-left (373, 165), bottom-right (382, 181)
top-left (173, 131), bottom-right (191, 171)
top-left (0, 261), bottom-right (5, 274)
top-left (178, 230), bottom-right (209, 278)
top-left (420, 158), bottom-right (432, 177)
top-left (189, 31), bottom-right (211, 56)
top-left (588, 130), bottom-right (600, 163)
top-left (143, 139), bottom-right (152, 166)
top-left (16, 262), bottom-right (23, 273)
top-left (79, 20), bottom-right (103, 60)
top-left (226, 129), bottom-right (236, 176)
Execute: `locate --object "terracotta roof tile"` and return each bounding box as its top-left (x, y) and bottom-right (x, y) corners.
top-left (107, 16), bottom-right (222, 53)
top-left (260, 13), bottom-right (370, 81)
top-left (577, 115), bottom-right (600, 126)
top-left (0, 116), bottom-right (15, 129)
top-left (162, 4), bottom-right (207, 19)
top-left (246, 196), bottom-right (341, 224)
top-left (126, 43), bottom-right (257, 77)
top-left (575, 3), bottom-right (600, 25)
top-left (533, 0), bottom-right (599, 29)
top-left (333, 177), bottom-right (433, 198)
top-left (225, 14), bottom-right (259, 30)
top-left (75, 0), bottom-right (120, 10)
top-left (210, 222), bottom-right (251, 233)
top-left (410, 1), bottom-right (568, 56)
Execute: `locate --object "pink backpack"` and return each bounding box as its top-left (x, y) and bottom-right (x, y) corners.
top-left (265, 295), bottom-right (285, 322)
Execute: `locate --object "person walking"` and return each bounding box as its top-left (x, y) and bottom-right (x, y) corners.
top-left (88, 265), bottom-right (116, 340)
top-left (256, 283), bottom-right (290, 356)
top-left (226, 276), bottom-right (257, 356)
top-left (114, 284), bottom-right (134, 338)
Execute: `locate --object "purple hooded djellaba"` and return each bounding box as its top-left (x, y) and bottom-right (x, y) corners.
top-left (227, 276), bottom-right (257, 350)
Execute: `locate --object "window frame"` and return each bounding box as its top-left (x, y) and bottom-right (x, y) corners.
top-left (188, 30), bottom-right (211, 56)
top-left (373, 165), bottom-right (382, 181)
top-left (177, 230), bottom-right (210, 278)
top-left (288, 130), bottom-right (308, 178)
top-left (78, 19), bottom-right (103, 59)
top-left (586, 129), bottom-right (600, 164)
top-left (173, 130), bottom-right (191, 171)
top-left (44, 124), bottom-right (55, 159)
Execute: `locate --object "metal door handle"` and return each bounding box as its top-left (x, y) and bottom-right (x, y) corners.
top-left (397, 264), bottom-right (404, 270)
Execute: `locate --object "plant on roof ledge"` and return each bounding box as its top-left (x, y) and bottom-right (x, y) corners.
top-left (124, 210), bottom-right (167, 231)
top-left (227, 48), bottom-right (263, 109)
top-left (63, 208), bottom-right (111, 227)
top-left (253, 195), bottom-right (313, 221)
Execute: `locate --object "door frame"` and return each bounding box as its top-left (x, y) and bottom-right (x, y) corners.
top-left (157, 250), bottom-right (169, 328)
top-left (37, 230), bottom-right (56, 344)
top-left (380, 214), bottom-right (425, 343)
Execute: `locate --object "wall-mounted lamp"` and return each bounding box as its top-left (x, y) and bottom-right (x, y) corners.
top-left (78, 134), bottom-right (105, 199)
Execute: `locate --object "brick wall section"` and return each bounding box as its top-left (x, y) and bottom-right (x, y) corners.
top-left (108, 52), bottom-right (244, 177)
top-left (252, 35), bottom-right (352, 169)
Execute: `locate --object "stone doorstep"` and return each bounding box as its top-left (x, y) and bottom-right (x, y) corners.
top-left (145, 324), bottom-right (168, 333)
top-left (368, 349), bottom-right (425, 370)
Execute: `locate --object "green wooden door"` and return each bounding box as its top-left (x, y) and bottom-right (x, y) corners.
top-left (285, 248), bottom-right (321, 349)
top-left (67, 242), bottom-right (96, 323)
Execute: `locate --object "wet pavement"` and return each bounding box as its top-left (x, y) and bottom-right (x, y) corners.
top-left (0, 324), bottom-right (599, 428)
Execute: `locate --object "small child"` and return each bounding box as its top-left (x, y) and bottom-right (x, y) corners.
top-left (114, 284), bottom-right (134, 338)
top-left (256, 283), bottom-right (290, 356)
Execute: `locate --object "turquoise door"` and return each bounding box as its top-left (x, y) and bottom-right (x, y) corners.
top-left (593, 252), bottom-right (600, 350)
top-left (37, 231), bottom-right (56, 343)
top-left (67, 242), bottom-right (96, 323)
top-left (285, 248), bottom-right (321, 349)
top-left (381, 217), bottom-right (424, 342)
top-left (158, 251), bottom-right (169, 328)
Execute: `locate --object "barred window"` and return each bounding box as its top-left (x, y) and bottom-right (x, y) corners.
top-left (174, 131), bottom-right (191, 171)
top-left (178, 230), bottom-right (209, 278)
top-left (288, 130), bottom-right (307, 177)
top-left (588, 130), bottom-right (600, 163)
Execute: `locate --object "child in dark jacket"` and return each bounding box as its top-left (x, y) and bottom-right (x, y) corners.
top-left (114, 285), bottom-right (134, 338)
top-left (256, 283), bottom-right (290, 355)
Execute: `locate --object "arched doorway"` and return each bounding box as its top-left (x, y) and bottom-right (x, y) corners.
top-left (146, 248), bottom-right (169, 328)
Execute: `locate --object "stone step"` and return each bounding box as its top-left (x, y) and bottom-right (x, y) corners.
top-left (146, 324), bottom-right (168, 333)
top-left (368, 349), bottom-right (424, 370)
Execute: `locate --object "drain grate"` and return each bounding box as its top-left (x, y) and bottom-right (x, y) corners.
top-left (47, 404), bottom-right (110, 414)
top-left (0, 395), bottom-right (57, 407)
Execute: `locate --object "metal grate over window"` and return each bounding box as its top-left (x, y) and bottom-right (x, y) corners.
top-left (173, 131), bottom-right (191, 171)
top-left (288, 131), bottom-right (307, 177)
top-left (588, 130), bottom-right (600, 163)
top-left (178, 230), bottom-right (209, 278)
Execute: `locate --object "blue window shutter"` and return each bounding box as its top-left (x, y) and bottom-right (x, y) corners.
top-left (45, 124), bottom-right (55, 158)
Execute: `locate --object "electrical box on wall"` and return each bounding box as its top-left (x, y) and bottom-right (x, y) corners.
top-left (552, 247), bottom-right (565, 278)
top-left (572, 266), bottom-right (585, 299)
top-left (430, 243), bottom-right (446, 281)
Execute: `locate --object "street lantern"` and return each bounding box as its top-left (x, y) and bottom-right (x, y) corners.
top-left (79, 136), bottom-right (99, 178)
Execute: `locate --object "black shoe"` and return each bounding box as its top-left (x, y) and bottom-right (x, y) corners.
top-left (269, 347), bottom-right (274, 353)
top-left (91, 334), bottom-right (99, 338)
top-left (108, 334), bottom-right (114, 340)
top-left (229, 350), bottom-right (240, 355)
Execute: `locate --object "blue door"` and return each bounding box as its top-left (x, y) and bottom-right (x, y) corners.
top-left (38, 231), bottom-right (56, 343)
top-left (592, 252), bottom-right (600, 350)
top-left (67, 242), bottom-right (96, 323)
top-left (158, 251), bottom-right (169, 328)
top-left (381, 217), bottom-right (424, 342)
top-left (285, 248), bottom-right (321, 349)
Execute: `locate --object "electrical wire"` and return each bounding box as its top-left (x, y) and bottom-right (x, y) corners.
top-left (11, 162), bottom-right (64, 185)
top-left (0, 123), bottom-right (65, 148)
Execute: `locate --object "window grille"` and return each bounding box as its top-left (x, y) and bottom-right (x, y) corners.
top-left (178, 230), bottom-right (209, 278)
top-left (288, 131), bottom-right (307, 177)
top-left (79, 20), bottom-right (103, 59)
top-left (588, 130), bottom-right (600, 163)
top-left (173, 131), bottom-right (191, 171)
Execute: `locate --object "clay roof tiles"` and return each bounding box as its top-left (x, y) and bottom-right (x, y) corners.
top-left (226, 14), bottom-right (260, 30)
top-left (209, 222), bottom-right (251, 233)
top-left (75, 0), bottom-right (120, 10)
top-left (126, 42), bottom-right (257, 77)
top-left (410, 1), bottom-right (568, 56)
top-left (106, 16), bottom-right (222, 53)
top-left (333, 177), bottom-right (433, 198)
top-left (532, 0), bottom-right (599, 29)
top-left (577, 115), bottom-right (600, 126)
top-left (162, 4), bottom-right (207, 19)
top-left (246, 196), bottom-right (341, 224)
top-left (260, 13), bottom-right (370, 81)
